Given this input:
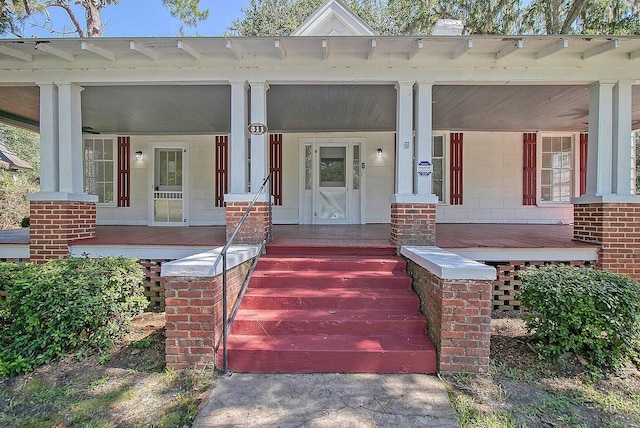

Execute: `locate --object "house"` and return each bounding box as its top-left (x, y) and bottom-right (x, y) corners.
top-left (0, 0), bottom-right (638, 373)
top-left (0, 142), bottom-right (32, 172)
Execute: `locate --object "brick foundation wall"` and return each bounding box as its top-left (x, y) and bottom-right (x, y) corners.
top-left (486, 260), bottom-right (595, 311)
top-left (407, 260), bottom-right (492, 374)
top-left (390, 203), bottom-right (436, 247)
top-left (164, 259), bottom-right (253, 370)
top-left (226, 201), bottom-right (270, 245)
top-left (29, 200), bottom-right (96, 263)
top-left (574, 203), bottom-right (640, 280)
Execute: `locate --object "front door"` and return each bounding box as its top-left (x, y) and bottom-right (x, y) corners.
top-left (300, 139), bottom-right (362, 224)
top-left (150, 145), bottom-right (188, 226)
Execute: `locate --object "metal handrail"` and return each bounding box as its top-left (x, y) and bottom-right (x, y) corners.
top-left (214, 174), bottom-right (272, 374)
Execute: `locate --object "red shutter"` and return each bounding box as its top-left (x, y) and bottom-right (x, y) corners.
top-left (523, 133), bottom-right (537, 205)
top-left (450, 132), bottom-right (463, 205)
top-left (215, 135), bottom-right (228, 207)
top-left (579, 133), bottom-right (588, 196)
top-left (269, 133), bottom-right (283, 206)
top-left (117, 136), bottom-right (130, 207)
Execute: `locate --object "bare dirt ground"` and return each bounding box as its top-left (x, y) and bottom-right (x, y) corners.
top-left (443, 311), bottom-right (640, 428)
top-left (0, 312), bottom-right (215, 427)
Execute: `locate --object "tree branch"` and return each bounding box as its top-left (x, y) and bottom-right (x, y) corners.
top-left (43, 1), bottom-right (84, 37)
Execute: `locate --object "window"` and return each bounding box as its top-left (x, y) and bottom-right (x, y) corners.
top-left (432, 135), bottom-right (445, 202)
top-left (540, 136), bottom-right (573, 203)
top-left (83, 137), bottom-right (115, 204)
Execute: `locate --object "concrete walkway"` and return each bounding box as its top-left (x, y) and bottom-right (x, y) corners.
top-left (193, 373), bottom-right (459, 428)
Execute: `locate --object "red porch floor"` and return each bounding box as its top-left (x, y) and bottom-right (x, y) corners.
top-left (1, 223), bottom-right (597, 249)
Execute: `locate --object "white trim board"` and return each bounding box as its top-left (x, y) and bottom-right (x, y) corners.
top-left (445, 247), bottom-right (598, 262)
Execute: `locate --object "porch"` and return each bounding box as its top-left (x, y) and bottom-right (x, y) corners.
top-left (0, 223), bottom-right (598, 261)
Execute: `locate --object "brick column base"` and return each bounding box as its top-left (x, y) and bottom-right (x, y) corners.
top-left (574, 202), bottom-right (640, 280)
top-left (29, 200), bottom-right (96, 263)
top-left (407, 260), bottom-right (492, 374)
top-left (391, 203), bottom-right (436, 247)
top-left (225, 201), bottom-right (270, 245)
top-left (164, 259), bottom-right (252, 370)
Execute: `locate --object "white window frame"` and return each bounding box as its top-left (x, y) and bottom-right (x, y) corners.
top-left (432, 131), bottom-right (449, 204)
top-left (536, 132), bottom-right (581, 206)
top-left (83, 135), bottom-right (117, 207)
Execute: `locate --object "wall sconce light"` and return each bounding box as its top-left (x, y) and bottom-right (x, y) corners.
top-left (376, 148), bottom-right (383, 157)
top-left (135, 150), bottom-right (143, 160)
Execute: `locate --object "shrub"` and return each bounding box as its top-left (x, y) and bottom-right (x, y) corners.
top-left (0, 256), bottom-right (147, 376)
top-left (519, 266), bottom-right (640, 369)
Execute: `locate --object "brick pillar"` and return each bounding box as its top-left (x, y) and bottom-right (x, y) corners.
top-left (225, 201), bottom-right (271, 245)
top-left (407, 259), bottom-right (493, 374)
top-left (390, 203), bottom-right (436, 247)
top-left (574, 202), bottom-right (640, 280)
top-left (164, 259), bottom-right (252, 370)
top-left (29, 200), bottom-right (96, 263)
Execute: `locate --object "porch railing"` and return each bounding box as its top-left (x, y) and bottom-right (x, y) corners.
top-left (214, 174), bottom-right (272, 374)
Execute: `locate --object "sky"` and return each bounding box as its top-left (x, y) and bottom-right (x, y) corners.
top-left (8, 0), bottom-right (251, 38)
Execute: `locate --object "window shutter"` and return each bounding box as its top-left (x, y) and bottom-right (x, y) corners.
top-left (579, 133), bottom-right (588, 196)
top-left (215, 135), bottom-right (228, 207)
top-left (117, 136), bottom-right (130, 207)
top-left (450, 132), bottom-right (463, 205)
top-left (269, 133), bottom-right (283, 206)
top-left (523, 133), bottom-right (537, 205)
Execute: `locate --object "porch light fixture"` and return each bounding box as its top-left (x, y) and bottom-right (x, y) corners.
top-left (377, 148), bottom-right (383, 157)
top-left (135, 150), bottom-right (143, 160)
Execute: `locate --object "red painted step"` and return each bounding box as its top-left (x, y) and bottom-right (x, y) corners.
top-left (219, 247), bottom-right (437, 374)
top-left (266, 244), bottom-right (396, 257)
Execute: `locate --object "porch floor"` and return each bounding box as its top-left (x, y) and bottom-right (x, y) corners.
top-left (1, 223), bottom-right (597, 249)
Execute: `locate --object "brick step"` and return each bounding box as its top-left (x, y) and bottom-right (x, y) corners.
top-left (231, 309), bottom-right (427, 336)
top-left (250, 270), bottom-right (410, 289)
top-left (256, 256), bottom-right (407, 272)
top-left (241, 288), bottom-right (419, 310)
top-left (265, 244), bottom-right (396, 257)
top-left (220, 334), bottom-right (437, 374)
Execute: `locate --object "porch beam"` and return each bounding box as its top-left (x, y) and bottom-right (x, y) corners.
top-left (177, 40), bottom-right (202, 60)
top-left (275, 40), bottom-right (287, 60)
top-left (81, 41), bottom-right (115, 61)
top-left (226, 39), bottom-right (244, 60)
top-left (452, 39), bottom-right (472, 60)
top-left (408, 39), bottom-right (423, 60)
top-left (535, 39), bottom-right (568, 60)
top-left (129, 41), bottom-right (158, 61)
top-left (56, 83), bottom-right (84, 195)
top-left (0, 45), bottom-right (33, 62)
top-left (35, 43), bottom-right (74, 62)
top-left (37, 83), bottom-right (59, 193)
top-left (368, 38), bottom-right (377, 60)
top-left (582, 40), bottom-right (619, 60)
top-left (414, 81), bottom-right (436, 198)
top-left (496, 39), bottom-right (523, 60)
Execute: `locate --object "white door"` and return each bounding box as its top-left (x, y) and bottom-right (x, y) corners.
top-left (309, 141), bottom-right (362, 224)
top-left (150, 145), bottom-right (189, 226)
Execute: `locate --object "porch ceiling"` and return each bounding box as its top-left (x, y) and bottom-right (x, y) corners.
top-left (1, 83), bottom-right (639, 134)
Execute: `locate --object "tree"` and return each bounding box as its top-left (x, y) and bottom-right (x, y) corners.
top-left (435, 0), bottom-right (521, 35)
top-left (0, 0), bottom-right (209, 37)
top-left (522, 0), bottom-right (640, 35)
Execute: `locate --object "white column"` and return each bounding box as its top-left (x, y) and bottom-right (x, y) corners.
top-left (229, 81), bottom-right (249, 194)
top-left (414, 81), bottom-right (433, 196)
top-left (249, 81), bottom-right (268, 193)
top-left (612, 81), bottom-right (633, 195)
top-left (57, 83), bottom-right (84, 195)
top-left (586, 82), bottom-right (614, 196)
top-left (395, 81), bottom-right (414, 195)
top-left (37, 83), bottom-right (59, 194)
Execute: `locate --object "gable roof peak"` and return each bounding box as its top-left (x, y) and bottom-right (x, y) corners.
top-left (292, 0), bottom-right (377, 37)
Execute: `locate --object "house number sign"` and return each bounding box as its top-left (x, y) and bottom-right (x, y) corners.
top-left (248, 123), bottom-right (268, 135)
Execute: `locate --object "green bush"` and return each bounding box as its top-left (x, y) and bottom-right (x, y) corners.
top-left (0, 256), bottom-right (147, 376)
top-left (520, 266), bottom-right (640, 369)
